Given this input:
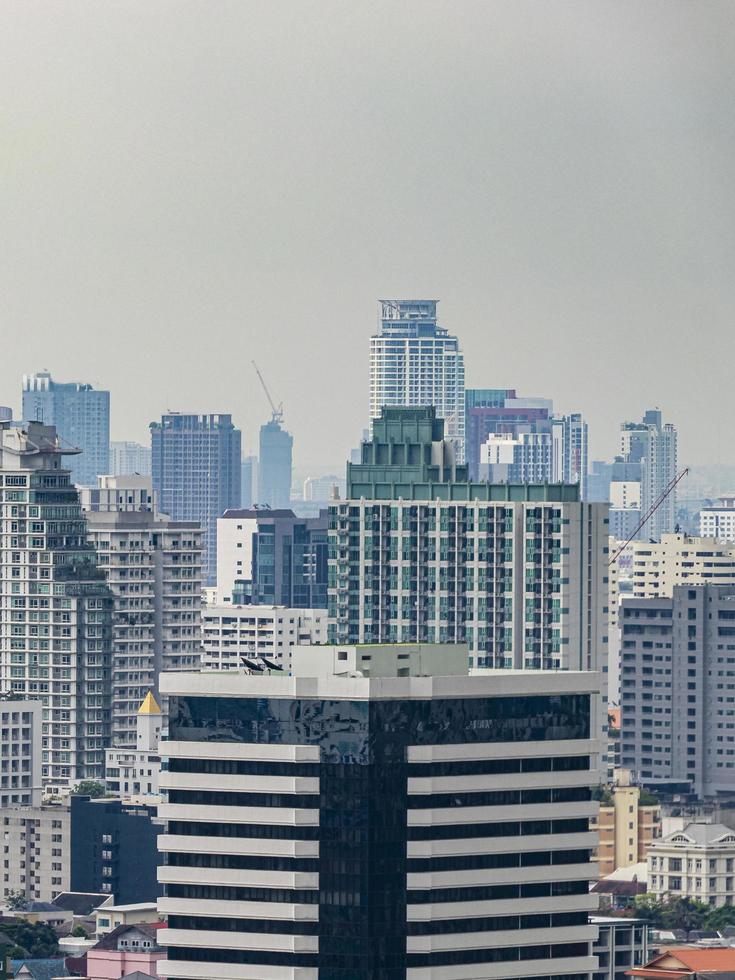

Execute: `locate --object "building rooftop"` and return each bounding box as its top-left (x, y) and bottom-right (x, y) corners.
top-left (138, 692), bottom-right (161, 716)
top-left (629, 947), bottom-right (735, 977)
top-left (49, 892), bottom-right (108, 916)
top-left (659, 823), bottom-right (735, 847)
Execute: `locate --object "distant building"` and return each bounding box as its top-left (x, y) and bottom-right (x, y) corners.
top-left (240, 454), bottom-right (257, 508)
top-left (0, 698), bottom-right (42, 808)
top-left (216, 508), bottom-right (328, 608)
top-left (0, 421), bottom-right (114, 791)
top-left (620, 585), bottom-right (735, 797)
top-left (647, 823), bottom-right (735, 908)
top-left (150, 413), bottom-right (241, 584)
top-left (83, 476), bottom-right (203, 744)
top-left (590, 774), bottom-right (661, 877)
top-left (22, 371), bottom-right (110, 485)
top-left (303, 473), bottom-right (344, 502)
top-left (465, 388), bottom-right (551, 479)
top-left (105, 693), bottom-right (162, 805)
top-left (371, 299), bottom-right (465, 461)
top-left (630, 533), bottom-right (735, 598)
top-left (201, 605), bottom-right (326, 671)
top-left (0, 804), bottom-right (70, 903)
top-left (620, 409), bottom-right (678, 541)
top-left (257, 419), bottom-right (292, 509)
top-left (109, 441), bottom-right (152, 477)
top-left (480, 430), bottom-right (554, 483)
top-left (701, 496), bottom-right (735, 541)
top-left (157, 654), bottom-right (600, 979)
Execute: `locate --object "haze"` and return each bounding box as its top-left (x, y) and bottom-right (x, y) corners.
top-left (1, 0), bottom-right (733, 472)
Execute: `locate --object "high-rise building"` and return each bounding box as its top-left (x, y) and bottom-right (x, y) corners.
top-left (157, 650), bottom-right (600, 980)
top-left (558, 412), bottom-right (589, 499)
top-left (0, 421), bottom-right (113, 791)
top-left (257, 419), bottom-right (293, 508)
top-left (465, 388), bottom-right (551, 479)
top-left (22, 371), bottom-right (110, 486)
top-left (240, 454), bottom-right (257, 508)
top-left (480, 430), bottom-right (555, 484)
top-left (303, 473), bottom-right (344, 502)
top-left (150, 413), bottom-right (241, 585)
top-left (0, 803), bottom-right (70, 902)
top-left (83, 475), bottom-right (203, 745)
top-left (201, 604), bottom-right (327, 671)
top-left (0, 696), bottom-right (42, 808)
top-left (700, 496), bottom-right (735, 541)
top-left (619, 584), bottom-right (735, 797)
top-left (620, 409), bottom-right (678, 541)
top-left (216, 508), bottom-right (328, 608)
top-left (331, 408), bottom-right (608, 673)
top-left (370, 299), bottom-right (466, 461)
top-left (629, 534), bottom-right (735, 598)
top-left (109, 441), bottom-right (152, 476)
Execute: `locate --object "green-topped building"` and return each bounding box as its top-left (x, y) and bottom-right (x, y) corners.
top-left (330, 407), bottom-right (609, 672)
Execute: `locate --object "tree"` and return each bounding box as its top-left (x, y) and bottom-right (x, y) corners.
top-left (705, 904), bottom-right (735, 931)
top-left (1, 920), bottom-right (59, 958)
top-left (71, 925), bottom-right (88, 938)
top-left (4, 889), bottom-right (29, 911)
top-left (633, 894), bottom-right (709, 931)
top-left (72, 780), bottom-right (106, 798)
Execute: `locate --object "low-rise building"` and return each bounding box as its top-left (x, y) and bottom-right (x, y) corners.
top-left (0, 698), bottom-right (42, 808)
top-left (85, 921), bottom-right (164, 979)
top-left (105, 693), bottom-right (162, 805)
top-left (591, 772), bottom-right (660, 877)
top-left (592, 915), bottom-right (647, 980)
top-left (201, 604), bottom-right (326, 671)
top-left (94, 903), bottom-right (160, 935)
top-left (629, 947), bottom-right (735, 978)
top-left (647, 823), bottom-right (735, 907)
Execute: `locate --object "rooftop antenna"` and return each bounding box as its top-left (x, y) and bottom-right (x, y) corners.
top-left (252, 361), bottom-right (284, 425)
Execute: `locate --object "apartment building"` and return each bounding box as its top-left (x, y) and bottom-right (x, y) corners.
top-left (647, 823), bottom-right (735, 907)
top-left (201, 604), bottom-right (326, 671)
top-left (1, 804), bottom-right (70, 903)
top-left (591, 773), bottom-right (660, 877)
top-left (0, 697), bottom-right (42, 808)
top-left (631, 534), bottom-right (735, 598)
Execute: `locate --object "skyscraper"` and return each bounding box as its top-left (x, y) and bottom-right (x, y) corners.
top-left (257, 419), bottom-right (292, 508)
top-left (150, 413), bottom-right (240, 584)
top-left (620, 409), bottom-right (678, 541)
top-left (0, 420), bottom-right (113, 792)
top-left (240, 454), bottom-right (257, 508)
top-left (465, 388), bottom-right (551, 479)
top-left (109, 440), bottom-right (152, 476)
top-left (22, 371), bottom-right (110, 486)
top-left (370, 299), bottom-right (466, 461)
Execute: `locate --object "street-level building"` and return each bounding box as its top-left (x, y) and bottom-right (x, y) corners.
top-left (201, 605), bottom-right (326, 672)
top-left (647, 822), bottom-right (735, 907)
top-left (0, 421), bottom-right (113, 791)
top-left (0, 697), bottom-right (42, 808)
top-left (156, 653), bottom-right (600, 980)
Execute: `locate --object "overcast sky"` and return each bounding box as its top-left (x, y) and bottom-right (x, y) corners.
top-left (1, 0), bottom-right (733, 472)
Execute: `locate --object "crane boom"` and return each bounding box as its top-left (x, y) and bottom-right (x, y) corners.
top-left (608, 467), bottom-right (689, 565)
top-left (252, 361), bottom-right (284, 424)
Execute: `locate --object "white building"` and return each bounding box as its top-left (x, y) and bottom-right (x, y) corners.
top-left (83, 476), bottom-right (203, 744)
top-left (201, 605), bottom-right (326, 671)
top-left (630, 533), bottom-right (735, 598)
top-left (156, 656), bottom-right (600, 980)
top-left (109, 441), bottom-right (152, 477)
top-left (647, 823), bottom-right (735, 907)
top-left (105, 692), bottom-right (162, 805)
top-left (0, 697), bottom-right (42, 808)
top-left (0, 804), bottom-right (70, 903)
top-left (0, 421), bottom-right (114, 791)
top-left (302, 475), bottom-right (344, 502)
top-left (480, 430), bottom-right (554, 484)
top-left (369, 299), bottom-right (466, 461)
top-left (620, 409), bottom-right (678, 541)
top-left (700, 496), bottom-right (735, 541)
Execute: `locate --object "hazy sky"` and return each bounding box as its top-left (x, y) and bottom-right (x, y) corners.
top-left (2, 1), bottom-right (733, 473)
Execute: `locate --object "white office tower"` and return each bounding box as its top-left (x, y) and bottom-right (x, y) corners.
top-left (370, 300), bottom-right (466, 462)
top-left (0, 421), bottom-right (113, 792)
top-left (620, 410), bottom-right (678, 541)
top-left (157, 648), bottom-right (600, 980)
top-left (83, 475), bottom-right (203, 745)
top-left (201, 605), bottom-right (327, 671)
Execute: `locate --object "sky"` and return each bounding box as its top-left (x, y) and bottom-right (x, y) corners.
top-left (1, 0), bottom-right (733, 474)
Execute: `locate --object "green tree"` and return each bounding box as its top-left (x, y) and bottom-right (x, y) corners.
top-left (634, 894), bottom-right (709, 931)
top-left (2, 921), bottom-right (59, 958)
top-left (72, 779), bottom-right (106, 798)
top-left (71, 925), bottom-right (88, 938)
top-left (705, 904), bottom-right (735, 931)
top-left (4, 889), bottom-right (28, 911)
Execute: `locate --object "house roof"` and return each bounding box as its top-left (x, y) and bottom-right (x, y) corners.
top-left (51, 892), bottom-right (108, 916)
top-left (10, 960), bottom-right (70, 980)
top-left (93, 922), bottom-right (163, 951)
top-left (591, 877), bottom-right (646, 896)
top-left (661, 823), bottom-right (735, 847)
top-left (629, 948), bottom-right (735, 977)
top-left (121, 973), bottom-right (159, 980)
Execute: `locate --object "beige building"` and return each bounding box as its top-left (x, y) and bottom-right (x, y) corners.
top-left (648, 823), bottom-right (735, 907)
top-left (0, 803), bottom-right (70, 903)
top-left (591, 772), bottom-right (661, 877)
top-left (631, 534), bottom-right (735, 599)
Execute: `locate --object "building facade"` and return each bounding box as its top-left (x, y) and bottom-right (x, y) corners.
top-left (84, 479), bottom-right (202, 744)
top-left (370, 300), bottom-right (466, 462)
top-left (150, 413), bottom-right (241, 585)
top-left (216, 508), bottom-right (328, 609)
top-left (0, 803), bottom-right (70, 903)
top-left (592, 916), bottom-right (647, 980)
top-left (0, 422), bottom-right (114, 791)
top-left (22, 372), bottom-right (110, 487)
top-left (109, 441), bottom-right (152, 477)
top-left (619, 585), bottom-right (735, 798)
top-left (258, 420), bottom-right (293, 510)
top-left (701, 497), bottom-right (735, 541)
top-left (590, 774), bottom-right (661, 877)
top-left (480, 431), bottom-right (555, 485)
top-left (157, 660), bottom-right (600, 980)
top-left (620, 410), bottom-right (678, 542)
top-left (630, 534), bottom-right (735, 598)
top-left (0, 697), bottom-right (42, 808)
top-left (647, 822), bottom-right (735, 907)
top-left (105, 692), bottom-right (162, 805)
top-left (330, 408), bottom-right (609, 673)
top-left (201, 604), bottom-right (326, 671)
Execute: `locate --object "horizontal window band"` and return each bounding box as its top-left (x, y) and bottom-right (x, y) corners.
top-left (406, 849), bottom-right (590, 873)
top-left (408, 787), bottom-right (591, 809)
top-left (406, 941), bottom-right (590, 968)
top-left (407, 817), bottom-right (588, 841)
top-left (406, 879), bottom-right (589, 904)
top-left (406, 756), bottom-right (590, 777)
top-left (167, 853), bottom-right (319, 873)
top-left (167, 820), bottom-right (321, 841)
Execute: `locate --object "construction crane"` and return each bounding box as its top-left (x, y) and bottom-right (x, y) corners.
top-left (608, 467), bottom-right (689, 565)
top-left (252, 361), bottom-right (284, 425)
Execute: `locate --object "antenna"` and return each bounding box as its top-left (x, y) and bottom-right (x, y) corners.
top-left (252, 361), bottom-right (284, 425)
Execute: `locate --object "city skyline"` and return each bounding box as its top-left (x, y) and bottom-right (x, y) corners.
top-left (2, 2), bottom-right (734, 470)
